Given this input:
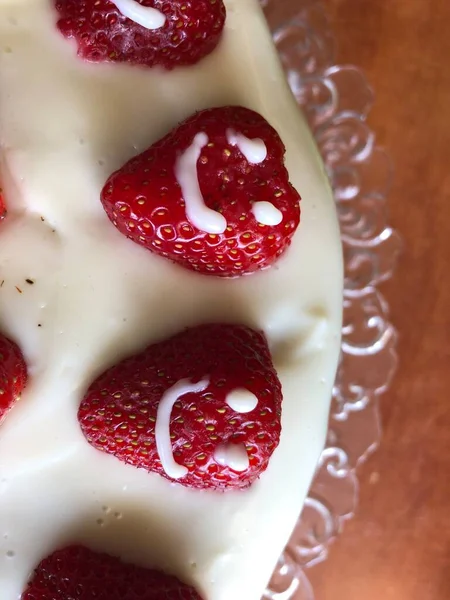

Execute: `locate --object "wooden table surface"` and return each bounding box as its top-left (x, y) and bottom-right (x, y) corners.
top-left (307, 1), bottom-right (450, 598)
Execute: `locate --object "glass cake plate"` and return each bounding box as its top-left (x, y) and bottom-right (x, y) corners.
top-left (262, 1), bottom-right (402, 598)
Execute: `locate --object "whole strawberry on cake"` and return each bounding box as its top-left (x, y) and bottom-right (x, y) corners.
top-left (0, 1), bottom-right (342, 599)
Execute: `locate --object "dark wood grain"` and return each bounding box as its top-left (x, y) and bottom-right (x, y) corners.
top-left (307, 1), bottom-right (450, 598)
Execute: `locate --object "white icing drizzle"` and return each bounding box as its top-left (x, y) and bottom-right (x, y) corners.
top-left (175, 133), bottom-right (227, 234)
top-left (251, 201), bottom-right (283, 226)
top-left (156, 378), bottom-right (209, 479)
top-left (111, 0), bottom-right (166, 30)
top-left (214, 442), bottom-right (249, 472)
top-left (226, 388), bottom-right (258, 413)
top-left (226, 128), bottom-right (267, 164)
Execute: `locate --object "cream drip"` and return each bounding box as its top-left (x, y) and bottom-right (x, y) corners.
top-left (111, 0), bottom-right (166, 30)
top-left (214, 442), bottom-right (249, 472)
top-left (174, 133), bottom-right (227, 234)
top-left (251, 201), bottom-right (283, 226)
top-left (225, 388), bottom-right (258, 413)
top-left (226, 128), bottom-right (267, 164)
top-left (155, 378), bottom-right (209, 479)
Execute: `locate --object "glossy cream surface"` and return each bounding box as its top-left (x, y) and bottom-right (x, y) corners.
top-left (0, 1), bottom-right (343, 598)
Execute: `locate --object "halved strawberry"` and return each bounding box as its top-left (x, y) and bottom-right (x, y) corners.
top-left (54, 0), bottom-right (226, 69)
top-left (101, 106), bottom-right (301, 277)
top-left (78, 323), bottom-right (282, 490)
top-left (0, 334), bottom-right (27, 425)
top-left (22, 545), bottom-right (203, 599)
top-left (0, 186), bottom-right (6, 222)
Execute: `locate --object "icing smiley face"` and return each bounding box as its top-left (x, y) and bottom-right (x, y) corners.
top-left (155, 379), bottom-right (260, 479)
top-left (78, 323), bottom-right (282, 491)
top-left (101, 106), bottom-right (301, 277)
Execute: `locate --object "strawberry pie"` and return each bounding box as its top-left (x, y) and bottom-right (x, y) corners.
top-left (0, 1), bottom-right (343, 599)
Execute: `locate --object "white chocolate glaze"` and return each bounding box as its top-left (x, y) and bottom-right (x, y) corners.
top-left (251, 201), bottom-right (283, 226)
top-left (175, 132), bottom-right (227, 234)
top-left (226, 128), bottom-right (267, 164)
top-left (214, 443), bottom-right (249, 472)
top-left (156, 378), bottom-right (209, 479)
top-left (0, 1), bottom-right (343, 599)
top-left (111, 0), bottom-right (166, 30)
top-left (225, 388), bottom-right (258, 413)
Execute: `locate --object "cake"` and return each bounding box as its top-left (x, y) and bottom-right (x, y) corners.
top-left (0, 0), bottom-right (343, 598)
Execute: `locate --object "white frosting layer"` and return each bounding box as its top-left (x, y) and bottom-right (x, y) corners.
top-left (0, 1), bottom-right (343, 599)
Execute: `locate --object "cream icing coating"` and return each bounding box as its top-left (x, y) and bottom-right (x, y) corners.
top-left (0, 1), bottom-right (343, 598)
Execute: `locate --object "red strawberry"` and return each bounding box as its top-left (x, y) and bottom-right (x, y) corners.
top-left (101, 106), bottom-right (301, 277)
top-left (78, 323), bottom-right (282, 490)
top-left (22, 545), bottom-right (203, 599)
top-left (0, 334), bottom-right (27, 425)
top-left (0, 186), bottom-right (6, 222)
top-left (54, 0), bottom-right (226, 69)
